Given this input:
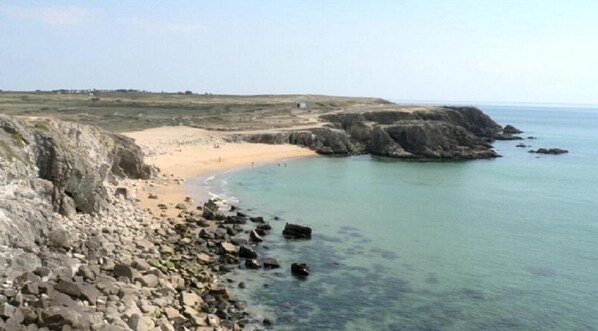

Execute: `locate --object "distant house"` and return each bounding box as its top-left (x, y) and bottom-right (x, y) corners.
top-left (296, 102), bottom-right (307, 109)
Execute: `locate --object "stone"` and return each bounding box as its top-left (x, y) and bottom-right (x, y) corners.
top-left (21, 283), bottom-right (39, 295)
top-left (54, 280), bottom-right (83, 298)
top-left (33, 267), bottom-right (51, 278)
top-left (133, 258), bottom-right (151, 271)
top-left (180, 292), bottom-right (202, 307)
top-left (77, 265), bottom-right (96, 281)
top-left (197, 253), bottom-right (212, 264)
top-left (113, 264), bottom-right (136, 281)
top-left (163, 306), bottom-right (180, 319)
top-left (128, 314), bottom-right (155, 331)
top-left (115, 187), bottom-right (128, 199)
top-left (238, 245), bottom-right (257, 259)
top-left (249, 216), bottom-right (264, 223)
top-left (262, 257), bottom-right (280, 269)
top-left (245, 259), bottom-right (261, 269)
top-left (148, 193), bottom-right (158, 199)
top-left (49, 228), bottom-right (71, 249)
top-left (139, 274), bottom-right (159, 288)
top-left (175, 203), bottom-right (187, 210)
top-left (282, 223), bottom-right (312, 239)
top-left (0, 302), bottom-right (17, 318)
top-left (529, 148), bottom-right (568, 155)
top-left (291, 263), bottom-right (310, 277)
top-left (80, 283), bottom-right (101, 304)
top-left (503, 124), bottom-right (523, 134)
top-left (249, 230), bottom-right (263, 242)
top-left (39, 307), bottom-right (89, 330)
top-left (220, 242), bottom-right (238, 255)
top-left (207, 314), bottom-right (221, 327)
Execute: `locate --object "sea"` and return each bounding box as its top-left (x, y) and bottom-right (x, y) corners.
top-left (191, 104), bottom-right (598, 330)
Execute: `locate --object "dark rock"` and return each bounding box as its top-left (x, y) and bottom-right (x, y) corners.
top-left (114, 187), bottom-right (128, 199)
top-left (494, 133), bottom-right (523, 141)
top-left (262, 257), bottom-right (280, 269)
top-left (21, 283), bottom-right (40, 295)
top-left (238, 282), bottom-right (246, 289)
top-left (39, 306), bottom-right (90, 330)
top-left (54, 280), bottom-right (82, 298)
top-left (282, 223), bottom-right (312, 239)
top-left (516, 143), bottom-right (527, 148)
top-left (112, 264), bottom-right (136, 281)
top-left (249, 216), bottom-right (264, 223)
top-left (503, 124), bottom-right (523, 134)
top-left (245, 259), bottom-right (261, 269)
top-left (0, 302), bottom-right (17, 318)
top-left (367, 126), bottom-right (414, 158)
top-left (263, 318), bottom-right (272, 326)
top-left (529, 148), bottom-right (568, 155)
top-left (291, 263), bottom-right (310, 277)
top-left (238, 245), bottom-right (257, 259)
top-left (527, 136), bottom-right (537, 139)
top-left (249, 230), bottom-right (263, 242)
top-left (256, 223), bottom-right (272, 232)
top-left (33, 267), bottom-right (51, 278)
top-left (49, 228), bottom-right (70, 249)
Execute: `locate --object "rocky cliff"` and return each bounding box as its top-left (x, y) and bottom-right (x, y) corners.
top-left (242, 106), bottom-right (503, 160)
top-left (0, 115), bottom-right (153, 278)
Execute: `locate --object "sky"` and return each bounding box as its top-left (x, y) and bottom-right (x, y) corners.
top-left (1, 0), bottom-right (598, 104)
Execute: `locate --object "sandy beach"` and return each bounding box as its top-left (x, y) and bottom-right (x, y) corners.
top-left (124, 126), bottom-right (316, 216)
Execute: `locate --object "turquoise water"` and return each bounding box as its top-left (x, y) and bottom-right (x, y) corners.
top-left (199, 105), bottom-right (598, 330)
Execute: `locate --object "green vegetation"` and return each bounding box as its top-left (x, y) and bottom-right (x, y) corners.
top-left (0, 91), bottom-right (395, 133)
top-left (11, 132), bottom-right (24, 147)
top-left (33, 122), bottom-right (50, 131)
top-left (0, 139), bottom-right (16, 161)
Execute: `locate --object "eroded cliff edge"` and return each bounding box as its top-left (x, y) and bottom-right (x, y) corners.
top-left (0, 115), bottom-right (153, 277)
top-left (241, 106), bottom-right (504, 160)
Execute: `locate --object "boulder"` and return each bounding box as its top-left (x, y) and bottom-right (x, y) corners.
top-left (245, 259), bottom-right (261, 269)
top-left (262, 257), bottom-right (280, 269)
top-left (529, 148), bottom-right (568, 155)
top-left (238, 245), bottom-right (257, 259)
top-left (503, 124), bottom-right (523, 134)
top-left (54, 280), bottom-right (83, 298)
top-left (282, 223), bottom-right (312, 239)
top-left (249, 230), bottom-right (263, 242)
top-left (291, 263), bottom-right (310, 277)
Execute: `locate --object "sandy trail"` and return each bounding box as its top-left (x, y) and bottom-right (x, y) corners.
top-left (124, 126), bottom-right (315, 216)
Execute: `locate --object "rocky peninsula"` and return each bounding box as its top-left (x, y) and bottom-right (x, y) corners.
top-left (0, 92), bottom-right (518, 330)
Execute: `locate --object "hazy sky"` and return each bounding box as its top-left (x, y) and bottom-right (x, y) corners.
top-left (1, 1), bottom-right (597, 104)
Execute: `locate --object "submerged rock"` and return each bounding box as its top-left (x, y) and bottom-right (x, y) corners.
top-left (291, 263), bottom-right (310, 277)
top-left (529, 148), bottom-right (568, 155)
top-left (282, 223), bottom-right (312, 239)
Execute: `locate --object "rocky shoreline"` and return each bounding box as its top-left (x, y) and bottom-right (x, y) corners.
top-left (239, 106), bottom-right (507, 160)
top-left (0, 106), bottom-right (546, 330)
top-left (0, 116), bottom-right (284, 330)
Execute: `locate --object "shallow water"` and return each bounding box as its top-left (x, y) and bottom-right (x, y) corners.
top-left (196, 105), bottom-right (598, 330)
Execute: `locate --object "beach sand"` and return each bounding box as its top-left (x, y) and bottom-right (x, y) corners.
top-left (124, 126), bottom-right (315, 216)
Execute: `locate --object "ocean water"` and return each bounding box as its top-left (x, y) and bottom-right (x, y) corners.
top-left (197, 105), bottom-right (598, 330)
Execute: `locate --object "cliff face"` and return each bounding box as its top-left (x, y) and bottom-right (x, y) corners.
top-left (0, 115), bottom-right (153, 278)
top-left (242, 106), bottom-right (503, 160)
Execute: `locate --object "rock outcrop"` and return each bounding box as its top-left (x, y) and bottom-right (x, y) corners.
top-left (529, 148), bottom-right (568, 155)
top-left (240, 106), bottom-right (505, 160)
top-left (0, 115), bottom-right (153, 280)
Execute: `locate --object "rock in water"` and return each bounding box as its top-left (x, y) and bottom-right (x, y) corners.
top-left (262, 257), bottom-right (280, 269)
top-left (529, 148), bottom-right (568, 155)
top-left (282, 223), bottom-right (312, 239)
top-left (503, 124), bottom-right (523, 134)
top-left (291, 263), bottom-right (310, 277)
